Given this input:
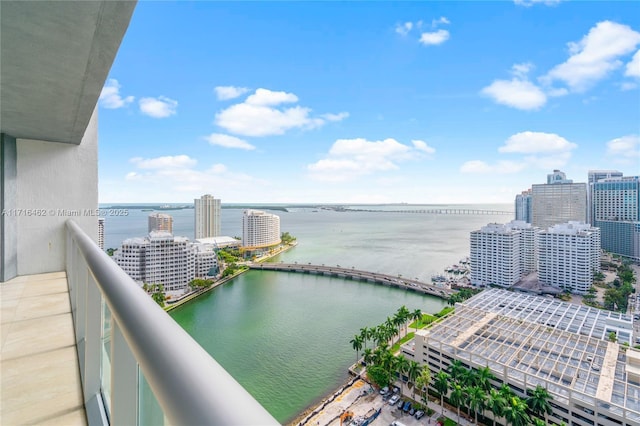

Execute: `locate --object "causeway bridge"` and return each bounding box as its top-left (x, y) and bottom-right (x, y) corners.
top-left (248, 263), bottom-right (456, 298)
top-left (345, 208), bottom-right (513, 215)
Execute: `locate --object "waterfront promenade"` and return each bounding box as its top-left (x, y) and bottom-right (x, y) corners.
top-left (248, 263), bottom-right (455, 298)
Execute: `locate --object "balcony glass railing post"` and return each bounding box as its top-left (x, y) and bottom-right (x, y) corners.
top-left (65, 219), bottom-right (278, 425)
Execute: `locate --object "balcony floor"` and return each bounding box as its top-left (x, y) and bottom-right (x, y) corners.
top-left (1, 271), bottom-right (87, 425)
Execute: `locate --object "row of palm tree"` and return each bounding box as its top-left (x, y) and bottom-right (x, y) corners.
top-left (446, 287), bottom-right (480, 306)
top-left (350, 305), bottom-right (423, 362)
top-left (434, 360), bottom-right (553, 426)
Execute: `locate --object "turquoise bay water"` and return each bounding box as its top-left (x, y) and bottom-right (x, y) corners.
top-left (169, 270), bottom-right (447, 423)
top-left (104, 204), bottom-right (512, 422)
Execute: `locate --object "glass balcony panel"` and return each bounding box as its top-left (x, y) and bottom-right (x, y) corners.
top-left (101, 299), bottom-right (112, 416)
top-left (139, 372), bottom-right (166, 425)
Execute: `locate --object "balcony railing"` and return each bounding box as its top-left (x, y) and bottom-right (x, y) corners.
top-left (66, 220), bottom-right (278, 425)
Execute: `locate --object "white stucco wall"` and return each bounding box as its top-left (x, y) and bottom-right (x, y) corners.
top-left (15, 108), bottom-right (98, 275)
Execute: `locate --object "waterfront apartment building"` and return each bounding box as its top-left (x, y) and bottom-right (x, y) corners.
top-left (538, 222), bottom-right (601, 294)
top-left (242, 209), bottom-right (281, 249)
top-left (470, 220), bottom-right (539, 287)
top-left (515, 189), bottom-right (532, 223)
top-left (402, 289), bottom-right (638, 426)
top-left (531, 170), bottom-right (587, 229)
top-left (592, 176), bottom-right (640, 261)
top-left (114, 231), bottom-right (218, 292)
top-left (588, 170), bottom-right (623, 225)
top-left (98, 217), bottom-right (105, 250)
top-left (148, 212), bottom-right (173, 234)
top-left (194, 194), bottom-right (221, 239)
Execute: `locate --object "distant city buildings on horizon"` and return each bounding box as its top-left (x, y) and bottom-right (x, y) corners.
top-left (195, 194), bottom-right (221, 239)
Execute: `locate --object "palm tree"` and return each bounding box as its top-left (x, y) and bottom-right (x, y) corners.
top-left (363, 348), bottom-right (374, 366)
top-left (406, 360), bottom-right (422, 400)
top-left (350, 335), bottom-right (363, 363)
top-left (411, 308), bottom-right (422, 331)
top-left (449, 383), bottom-right (465, 424)
top-left (504, 396), bottom-right (530, 426)
top-left (396, 355), bottom-right (410, 392)
top-left (533, 419), bottom-right (546, 426)
top-left (487, 388), bottom-right (507, 426)
top-left (397, 305), bottom-right (411, 335)
top-left (526, 385), bottom-right (553, 424)
top-left (499, 383), bottom-right (515, 400)
top-left (359, 327), bottom-right (369, 350)
top-left (414, 366), bottom-right (431, 406)
top-left (475, 366), bottom-right (496, 392)
top-left (447, 359), bottom-right (467, 385)
top-left (434, 371), bottom-right (449, 415)
top-left (467, 385), bottom-right (486, 425)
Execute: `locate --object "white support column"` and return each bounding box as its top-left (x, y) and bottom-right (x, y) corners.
top-left (110, 320), bottom-right (139, 426)
top-left (84, 272), bottom-right (108, 425)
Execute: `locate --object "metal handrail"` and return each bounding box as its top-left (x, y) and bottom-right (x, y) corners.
top-left (66, 220), bottom-right (278, 425)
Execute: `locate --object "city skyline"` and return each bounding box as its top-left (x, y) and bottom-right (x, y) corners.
top-left (98, 1), bottom-right (639, 204)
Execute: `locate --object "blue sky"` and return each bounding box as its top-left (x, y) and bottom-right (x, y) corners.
top-left (98, 0), bottom-right (640, 204)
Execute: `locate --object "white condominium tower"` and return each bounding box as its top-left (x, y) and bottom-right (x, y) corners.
top-left (470, 220), bottom-right (539, 287)
top-left (148, 213), bottom-right (173, 233)
top-left (538, 221), bottom-right (601, 294)
top-left (531, 170), bottom-right (587, 229)
top-left (194, 194), bottom-right (221, 239)
top-left (114, 231), bottom-right (218, 292)
top-left (242, 209), bottom-right (281, 249)
top-left (587, 169), bottom-right (623, 225)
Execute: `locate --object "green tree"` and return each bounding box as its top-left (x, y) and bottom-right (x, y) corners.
top-left (475, 366), bottom-right (496, 392)
top-left (106, 248), bottom-right (116, 256)
top-left (411, 308), bottom-right (422, 331)
top-left (363, 348), bottom-right (374, 366)
top-left (504, 396), bottom-right (530, 426)
top-left (396, 305), bottom-right (411, 335)
top-left (414, 365), bottom-right (431, 407)
top-left (608, 331), bottom-right (618, 343)
top-left (367, 364), bottom-right (390, 388)
top-left (149, 284), bottom-right (165, 307)
top-left (526, 385), bottom-right (553, 425)
top-left (449, 383), bottom-right (466, 424)
top-left (487, 388), bottom-right (507, 426)
top-left (467, 385), bottom-right (487, 425)
top-left (434, 371), bottom-right (450, 415)
top-left (396, 355), bottom-right (410, 391)
top-left (359, 326), bottom-right (370, 350)
top-left (350, 335), bottom-right (363, 363)
top-left (448, 359), bottom-right (467, 385)
top-left (406, 360), bottom-right (422, 400)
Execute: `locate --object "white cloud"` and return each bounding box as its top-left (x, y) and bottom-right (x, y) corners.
top-left (498, 131), bottom-right (577, 153)
top-left (396, 22), bottom-right (413, 36)
top-left (625, 50), bottom-right (640, 78)
top-left (621, 82), bottom-right (638, 91)
top-left (514, 0), bottom-right (562, 6)
top-left (419, 29), bottom-right (450, 46)
top-left (99, 79), bottom-right (134, 109)
top-left (125, 172), bottom-right (140, 181)
top-left (460, 160), bottom-right (526, 174)
top-left (606, 134), bottom-right (640, 161)
top-left (511, 62), bottom-right (534, 79)
top-left (205, 133), bottom-right (256, 150)
top-left (139, 96), bottom-right (178, 118)
top-left (130, 155), bottom-right (196, 169)
top-left (214, 86), bottom-right (250, 100)
top-left (432, 17), bottom-right (450, 27)
top-left (411, 140), bottom-right (436, 154)
top-left (245, 88), bottom-right (298, 106)
top-left (321, 112), bottom-right (350, 122)
top-left (481, 79), bottom-right (547, 110)
top-left (308, 138), bottom-right (432, 182)
top-left (543, 21), bottom-right (640, 92)
top-left (214, 88), bottom-right (345, 137)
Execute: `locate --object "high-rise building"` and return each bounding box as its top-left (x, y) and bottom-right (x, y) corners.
top-left (114, 231), bottom-right (218, 292)
top-left (588, 169), bottom-right (623, 225)
top-left (242, 210), bottom-right (281, 249)
top-left (538, 221), bottom-right (601, 294)
top-left (531, 170), bottom-right (587, 229)
top-left (194, 194), bottom-right (221, 239)
top-left (514, 189), bottom-right (532, 223)
top-left (592, 175), bottom-right (640, 261)
top-left (98, 217), bottom-right (105, 250)
top-left (148, 212), bottom-right (173, 233)
top-left (470, 220), bottom-right (540, 288)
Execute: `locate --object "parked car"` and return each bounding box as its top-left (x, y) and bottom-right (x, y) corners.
top-left (397, 399), bottom-right (404, 409)
top-left (390, 422), bottom-right (407, 426)
top-left (379, 386), bottom-right (389, 395)
top-left (415, 410), bottom-right (425, 419)
top-left (409, 407), bottom-right (415, 415)
top-left (392, 386), bottom-right (400, 394)
top-left (402, 401), bottom-right (411, 412)
top-left (389, 394), bottom-right (400, 405)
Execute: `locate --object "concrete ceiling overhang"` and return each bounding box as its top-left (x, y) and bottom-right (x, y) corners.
top-left (0, 1), bottom-right (136, 144)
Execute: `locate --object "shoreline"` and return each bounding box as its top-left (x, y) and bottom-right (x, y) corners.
top-left (164, 241), bottom-right (298, 312)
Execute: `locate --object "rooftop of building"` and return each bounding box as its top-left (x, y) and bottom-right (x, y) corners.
top-left (195, 236), bottom-right (242, 247)
top-left (418, 289), bottom-right (639, 420)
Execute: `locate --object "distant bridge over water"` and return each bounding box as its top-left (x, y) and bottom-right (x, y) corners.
top-left (345, 208), bottom-right (513, 215)
top-left (248, 263), bottom-right (455, 298)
